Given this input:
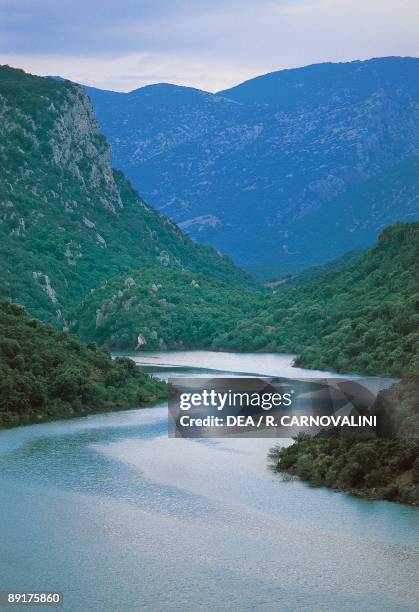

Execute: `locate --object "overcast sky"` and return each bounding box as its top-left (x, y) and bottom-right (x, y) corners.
top-left (1, 0), bottom-right (418, 92)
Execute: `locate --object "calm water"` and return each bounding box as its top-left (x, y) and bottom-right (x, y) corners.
top-left (0, 352), bottom-right (418, 612)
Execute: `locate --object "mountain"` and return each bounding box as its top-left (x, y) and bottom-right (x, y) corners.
top-left (0, 66), bottom-right (253, 326)
top-left (264, 250), bottom-right (361, 290)
top-left (216, 222), bottom-right (419, 377)
top-left (74, 267), bottom-right (262, 350)
top-left (0, 300), bottom-right (168, 428)
top-left (75, 221), bottom-right (419, 378)
top-left (218, 56), bottom-right (419, 108)
top-left (83, 57), bottom-right (419, 276)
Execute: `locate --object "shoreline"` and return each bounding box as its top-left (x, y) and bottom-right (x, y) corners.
top-left (3, 348), bottom-right (416, 508)
top-left (0, 399), bottom-right (161, 432)
top-left (270, 424), bottom-right (419, 507)
top-left (276, 470), bottom-right (419, 507)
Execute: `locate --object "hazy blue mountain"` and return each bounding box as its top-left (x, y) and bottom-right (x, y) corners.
top-left (218, 56), bottom-right (419, 108)
top-left (83, 57), bottom-right (419, 276)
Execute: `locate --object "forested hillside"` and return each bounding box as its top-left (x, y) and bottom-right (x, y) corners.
top-left (74, 267), bottom-right (262, 350)
top-left (75, 222), bottom-right (418, 378)
top-left (0, 300), bottom-right (168, 428)
top-left (216, 222), bottom-right (419, 377)
top-left (0, 66), bottom-right (253, 326)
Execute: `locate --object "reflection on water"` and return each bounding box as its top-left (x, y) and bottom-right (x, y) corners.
top-left (0, 352), bottom-right (418, 612)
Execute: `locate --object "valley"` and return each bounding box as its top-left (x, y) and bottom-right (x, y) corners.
top-left (0, 63), bottom-right (417, 508)
top-left (2, 4), bottom-right (419, 611)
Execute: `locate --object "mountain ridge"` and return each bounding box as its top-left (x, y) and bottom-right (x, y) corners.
top-left (218, 55), bottom-right (419, 106)
top-left (81, 56), bottom-right (419, 275)
top-left (0, 65), bottom-right (253, 325)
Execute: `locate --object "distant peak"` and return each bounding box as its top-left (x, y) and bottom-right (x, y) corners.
top-left (127, 82), bottom-right (211, 97)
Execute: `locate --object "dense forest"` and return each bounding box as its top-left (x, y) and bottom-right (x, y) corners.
top-left (216, 222), bottom-right (419, 377)
top-left (0, 300), bottom-right (168, 428)
top-left (74, 267), bottom-right (262, 350)
top-left (76, 222), bottom-right (419, 378)
top-left (269, 378), bottom-right (419, 505)
top-left (265, 250), bottom-right (361, 290)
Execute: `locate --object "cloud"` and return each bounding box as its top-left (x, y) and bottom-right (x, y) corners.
top-left (0, 51), bottom-right (266, 92)
top-left (0, 0), bottom-right (418, 91)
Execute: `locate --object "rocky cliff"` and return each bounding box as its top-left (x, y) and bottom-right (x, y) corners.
top-left (0, 65), bottom-right (253, 324)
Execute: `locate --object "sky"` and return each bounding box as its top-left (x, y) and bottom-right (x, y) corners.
top-left (0, 0), bottom-right (418, 92)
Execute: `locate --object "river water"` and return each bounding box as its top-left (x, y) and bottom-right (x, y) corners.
top-left (0, 352), bottom-right (418, 611)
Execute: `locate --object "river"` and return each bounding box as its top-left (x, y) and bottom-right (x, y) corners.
top-left (0, 352), bottom-right (418, 611)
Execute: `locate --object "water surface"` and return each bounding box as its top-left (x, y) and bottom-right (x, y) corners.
top-left (0, 352), bottom-right (418, 611)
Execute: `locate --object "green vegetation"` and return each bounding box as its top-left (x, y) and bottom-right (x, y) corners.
top-left (0, 300), bottom-right (168, 428)
top-left (0, 65), bottom-right (253, 326)
top-left (0, 64), bottom-right (417, 507)
top-left (74, 267), bottom-right (262, 350)
top-left (264, 250), bottom-right (361, 291)
top-left (269, 372), bottom-right (419, 505)
top-left (217, 222), bottom-right (419, 377)
top-left (76, 222), bottom-right (419, 379)
top-left (269, 433), bottom-right (419, 505)
top-left (269, 378), bottom-right (419, 505)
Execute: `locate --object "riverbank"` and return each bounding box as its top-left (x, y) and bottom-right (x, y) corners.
top-left (0, 395), bottom-right (167, 430)
top-left (0, 300), bottom-right (168, 429)
top-left (1, 377), bottom-right (418, 611)
top-left (269, 377), bottom-right (419, 505)
top-left (269, 435), bottom-right (419, 506)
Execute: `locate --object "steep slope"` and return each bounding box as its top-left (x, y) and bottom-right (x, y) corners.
top-left (75, 222), bottom-right (419, 378)
top-left (216, 222), bottom-right (419, 376)
top-left (0, 300), bottom-right (168, 428)
top-left (74, 267), bottom-right (262, 350)
top-left (265, 250), bottom-right (361, 290)
top-left (84, 57), bottom-right (419, 275)
top-left (0, 66), bottom-right (253, 325)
